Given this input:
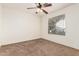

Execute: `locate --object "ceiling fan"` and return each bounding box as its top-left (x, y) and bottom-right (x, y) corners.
top-left (27, 3), bottom-right (52, 14)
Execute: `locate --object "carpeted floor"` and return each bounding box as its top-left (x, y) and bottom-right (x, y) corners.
top-left (0, 38), bottom-right (79, 56)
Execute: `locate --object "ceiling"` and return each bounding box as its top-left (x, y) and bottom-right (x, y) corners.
top-left (2, 3), bottom-right (73, 17)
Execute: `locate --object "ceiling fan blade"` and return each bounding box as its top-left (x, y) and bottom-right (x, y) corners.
top-left (43, 3), bottom-right (52, 7)
top-left (27, 7), bottom-right (37, 9)
top-left (42, 9), bottom-right (48, 14)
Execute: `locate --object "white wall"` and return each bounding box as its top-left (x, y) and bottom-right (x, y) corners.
top-left (0, 4), bottom-right (3, 46)
top-left (1, 4), bottom-right (79, 49)
top-left (41, 4), bottom-right (79, 49)
top-left (0, 4), bottom-right (40, 45)
top-left (0, 4), bottom-right (2, 32)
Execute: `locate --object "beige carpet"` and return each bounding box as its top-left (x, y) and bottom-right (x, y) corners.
top-left (0, 38), bottom-right (79, 56)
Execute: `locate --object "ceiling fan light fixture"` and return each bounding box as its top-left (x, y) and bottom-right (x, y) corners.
top-left (37, 8), bottom-right (43, 12)
top-left (27, 3), bottom-right (51, 14)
